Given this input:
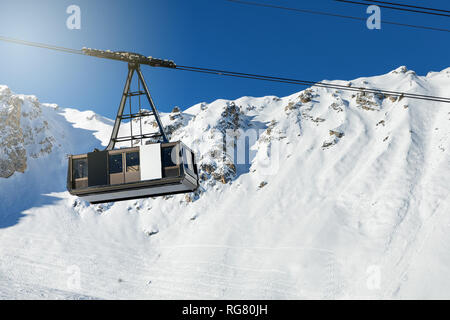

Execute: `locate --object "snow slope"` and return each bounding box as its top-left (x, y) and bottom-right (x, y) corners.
top-left (0, 66), bottom-right (449, 299)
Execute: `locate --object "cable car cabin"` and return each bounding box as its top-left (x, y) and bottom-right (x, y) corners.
top-left (67, 141), bottom-right (198, 204)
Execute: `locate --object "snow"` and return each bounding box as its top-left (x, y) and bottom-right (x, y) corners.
top-left (0, 66), bottom-right (449, 299)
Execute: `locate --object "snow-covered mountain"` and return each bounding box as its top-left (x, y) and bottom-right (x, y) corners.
top-left (0, 66), bottom-right (449, 299)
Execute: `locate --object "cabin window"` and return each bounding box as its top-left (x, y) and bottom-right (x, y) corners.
top-left (73, 158), bottom-right (88, 179)
top-left (182, 148), bottom-right (195, 173)
top-left (162, 146), bottom-right (177, 167)
top-left (161, 146), bottom-right (180, 178)
top-left (109, 154), bottom-right (123, 174)
top-left (187, 151), bottom-right (195, 172)
top-left (126, 152), bottom-right (140, 172)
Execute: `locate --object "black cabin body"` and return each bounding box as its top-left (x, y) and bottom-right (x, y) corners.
top-left (67, 141), bottom-right (198, 204)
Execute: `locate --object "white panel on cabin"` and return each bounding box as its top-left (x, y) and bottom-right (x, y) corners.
top-left (140, 143), bottom-right (162, 181)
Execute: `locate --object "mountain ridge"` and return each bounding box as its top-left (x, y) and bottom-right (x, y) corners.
top-left (0, 66), bottom-right (449, 299)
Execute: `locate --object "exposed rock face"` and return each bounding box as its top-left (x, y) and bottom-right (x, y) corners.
top-left (329, 130), bottom-right (344, 138)
top-left (298, 89), bottom-right (314, 103)
top-left (219, 102), bottom-right (243, 131)
top-left (284, 101), bottom-right (300, 112)
top-left (354, 91), bottom-right (383, 111)
top-left (0, 86), bottom-right (55, 178)
top-left (0, 93), bottom-right (26, 178)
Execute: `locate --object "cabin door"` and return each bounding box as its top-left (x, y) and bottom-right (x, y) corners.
top-left (109, 152), bottom-right (125, 185)
top-left (124, 151), bottom-right (140, 183)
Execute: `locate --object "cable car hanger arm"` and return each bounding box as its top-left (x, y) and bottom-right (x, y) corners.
top-left (82, 48), bottom-right (177, 68)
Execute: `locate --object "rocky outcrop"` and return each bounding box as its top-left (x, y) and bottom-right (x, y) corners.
top-left (0, 86), bottom-right (55, 178)
top-left (219, 102), bottom-right (243, 132)
top-left (354, 91), bottom-right (383, 111)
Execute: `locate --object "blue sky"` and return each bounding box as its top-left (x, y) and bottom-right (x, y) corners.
top-left (0, 0), bottom-right (449, 118)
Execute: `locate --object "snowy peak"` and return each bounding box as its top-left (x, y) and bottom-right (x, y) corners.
top-left (390, 65), bottom-right (409, 74)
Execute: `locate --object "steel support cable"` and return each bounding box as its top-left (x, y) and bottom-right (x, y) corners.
top-left (0, 35), bottom-right (449, 104)
top-left (357, 0), bottom-right (450, 13)
top-left (225, 0), bottom-right (450, 33)
top-left (0, 35), bottom-right (83, 55)
top-left (335, 0), bottom-right (450, 17)
top-left (175, 65), bottom-right (450, 103)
